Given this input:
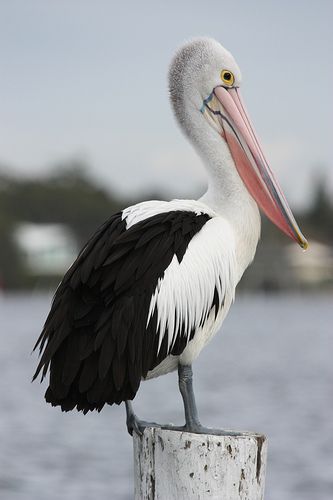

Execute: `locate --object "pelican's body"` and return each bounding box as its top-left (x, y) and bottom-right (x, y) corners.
top-left (127, 192), bottom-right (259, 381)
top-left (34, 38), bottom-right (306, 433)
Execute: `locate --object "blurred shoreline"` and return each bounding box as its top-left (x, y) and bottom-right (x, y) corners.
top-left (1, 162), bottom-right (332, 292)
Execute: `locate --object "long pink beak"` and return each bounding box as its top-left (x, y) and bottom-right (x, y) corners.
top-left (207, 86), bottom-right (308, 248)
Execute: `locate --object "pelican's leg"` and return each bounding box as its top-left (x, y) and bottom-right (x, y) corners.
top-left (125, 400), bottom-right (141, 436)
top-left (178, 364), bottom-right (202, 432)
top-left (125, 400), bottom-right (159, 436)
top-left (177, 364), bottom-right (240, 436)
top-left (125, 367), bottom-right (240, 437)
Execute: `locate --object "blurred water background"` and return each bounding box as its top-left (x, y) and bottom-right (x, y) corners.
top-left (0, 292), bottom-right (332, 500)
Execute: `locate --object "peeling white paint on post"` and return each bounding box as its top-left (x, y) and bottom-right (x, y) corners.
top-left (133, 427), bottom-right (267, 499)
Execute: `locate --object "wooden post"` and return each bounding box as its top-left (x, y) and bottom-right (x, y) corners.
top-left (133, 427), bottom-right (267, 499)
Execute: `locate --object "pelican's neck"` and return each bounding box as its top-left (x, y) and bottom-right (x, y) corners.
top-left (199, 135), bottom-right (257, 223)
top-left (188, 107), bottom-right (261, 273)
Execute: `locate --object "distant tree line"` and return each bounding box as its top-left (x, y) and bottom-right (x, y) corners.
top-left (0, 161), bottom-right (332, 289)
top-left (0, 163), bottom-right (126, 288)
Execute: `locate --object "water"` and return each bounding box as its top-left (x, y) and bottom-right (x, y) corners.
top-left (0, 292), bottom-right (332, 500)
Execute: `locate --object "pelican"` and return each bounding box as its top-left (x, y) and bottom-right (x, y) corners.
top-left (33, 37), bottom-right (307, 436)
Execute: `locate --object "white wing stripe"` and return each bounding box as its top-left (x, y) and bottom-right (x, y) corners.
top-left (122, 199), bottom-right (217, 229)
top-left (147, 217), bottom-right (237, 356)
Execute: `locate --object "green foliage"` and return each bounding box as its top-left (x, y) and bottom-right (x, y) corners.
top-left (0, 211), bottom-right (24, 288)
top-left (1, 163), bottom-right (125, 246)
top-left (305, 173), bottom-right (333, 243)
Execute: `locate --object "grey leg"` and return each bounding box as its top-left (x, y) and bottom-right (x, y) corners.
top-left (125, 400), bottom-right (141, 436)
top-left (178, 364), bottom-right (201, 431)
top-left (175, 363), bottom-right (240, 436)
top-left (125, 365), bottom-right (202, 437)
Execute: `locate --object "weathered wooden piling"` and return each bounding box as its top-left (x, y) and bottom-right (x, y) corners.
top-left (133, 427), bottom-right (267, 499)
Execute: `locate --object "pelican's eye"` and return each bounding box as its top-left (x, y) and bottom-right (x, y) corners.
top-left (220, 70), bottom-right (235, 86)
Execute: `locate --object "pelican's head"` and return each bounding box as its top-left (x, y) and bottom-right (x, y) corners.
top-left (169, 37), bottom-right (307, 249)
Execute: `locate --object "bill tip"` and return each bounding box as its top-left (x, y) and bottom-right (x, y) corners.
top-left (300, 238), bottom-right (309, 251)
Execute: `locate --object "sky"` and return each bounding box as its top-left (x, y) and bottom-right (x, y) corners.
top-left (0, 0), bottom-right (332, 208)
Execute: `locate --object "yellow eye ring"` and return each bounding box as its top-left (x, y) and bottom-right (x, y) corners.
top-left (220, 69), bottom-right (235, 86)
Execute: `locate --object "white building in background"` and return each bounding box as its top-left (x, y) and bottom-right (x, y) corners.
top-left (14, 223), bottom-right (78, 275)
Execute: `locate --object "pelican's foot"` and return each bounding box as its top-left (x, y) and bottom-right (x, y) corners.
top-left (125, 401), bottom-right (160, 436)
top-left (126, 415), bottom-right (240, 438)
top-left (184, 425), bottom-right (241, 437)
top-left (125, 401), bottom-right (239, 437)
top-left (126, 414), bottom-right (160, 437)
top-left (161, 422), bottom-right (241, 436)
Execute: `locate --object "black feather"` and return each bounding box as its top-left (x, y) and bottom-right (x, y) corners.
top-left (33, 209), bottom-right (216, 412)
top-left (98, 333), bottom-right (115, 380)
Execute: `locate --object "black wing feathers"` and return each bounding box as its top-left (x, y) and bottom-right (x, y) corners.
top-left (33, 210), bottom-right (211, 413)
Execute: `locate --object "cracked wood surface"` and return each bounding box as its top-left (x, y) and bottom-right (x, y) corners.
top-left (133, 427), bottom-right (267, 499)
